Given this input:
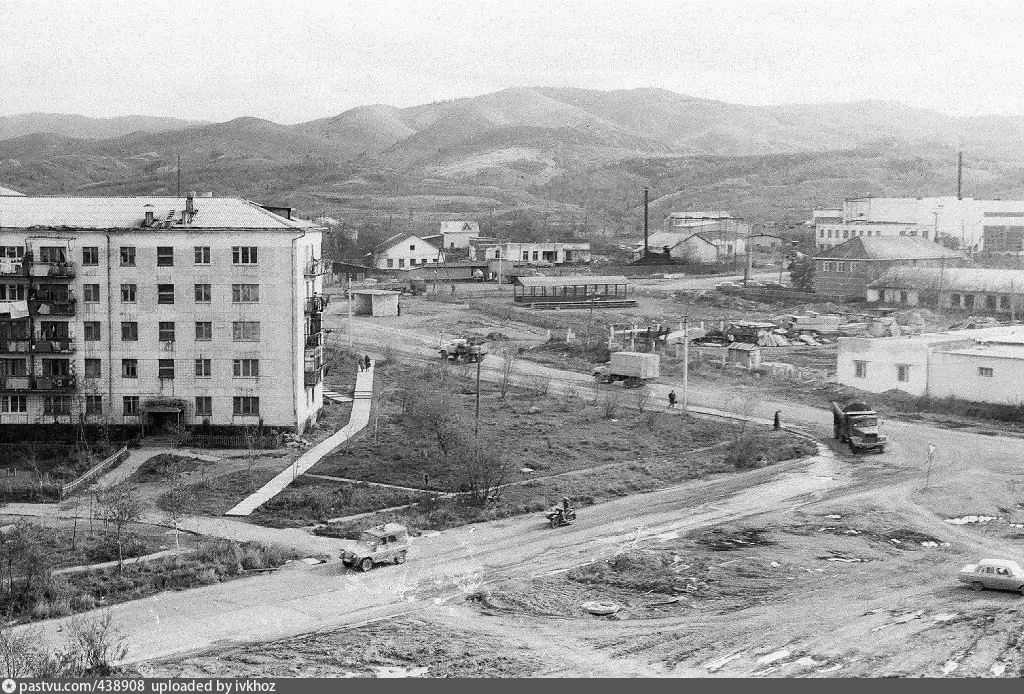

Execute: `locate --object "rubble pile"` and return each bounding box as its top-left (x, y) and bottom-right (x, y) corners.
top-left (283, 433), bottom-right (313, 450)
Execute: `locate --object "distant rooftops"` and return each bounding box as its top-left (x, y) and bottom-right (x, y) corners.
top-left (0, 195), bottom-right (318, 231)
top-left (815, 236), bottom-right (964, 261)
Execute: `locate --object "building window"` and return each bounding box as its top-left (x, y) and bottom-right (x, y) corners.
top-left (123, 396), bottom-right (140, 416)
top-left (158, 359), bottom-right (175, 379)
top-left (0, 359), bottom-right (27, 377)
top-left (121, 322), bottom-right (138, 341)
top-left (950, 293), bottom-right (962, 307)
top-left (195, 322), bottom-right (212, 341)
top-left (232, 321), bottom-right (260, 342)
top-left (83, 284), bottom-right (100, 302)
top-left (233, 358), bottom-right (259, 378)
top-left (986, 295), bottom-right (997, 310)
top-left (398, 258), bottom-right (405, 268)
top-left (233, 396), bottom-right (259, 416)
top-left (854, 360), bottom-right (867, 378)
top-left (231, 284), bottom-right (259, 303)
top-left (120, 247), bottom-right (135, 267)
top-left (39, 247), bottom-right (66, 264)
top-left (156, 247), bottom-right (174, 266)
top-left (964, 295), bottom-right (975, 310)
top-left (194, 246), bottom-right (211, 264)
top-left (386, 259), bottom-right (394, 268)
top-left (85, 395), bottom-right (103, 416)
top-left (194, 284), bottom-right (211, 302)
top-left (41, 358), bottom-right (70, 377)
top-left (83, 321), bottom-right (101, 341)
top-left (195, 396), bottom-right (212, 417)
top-left (836, 261), bottom-right (848, 272)
top-left (1000, 296), bottom-right (1011, 310)
top-left (979, 367), bottom-right (995, 378)
top-left (82, 247), bottom-right (99, 266)
top-left (0, 284), bottom-right (26, 300)
top-left (158, 322), bottom-right (175, 342)
top-left (0, 246), bottom-right (24, 259)
top-left (0, 395), bottom-right (27, 413)
top-left (121, 359), bottom-right (138, 378)
top-left (896, 364), bottom-right (910, 382)
top-left (157, 284), bottom-right (175, 304)
top-left (43, 396), bottom-right (72, 415)
top-left (195, 358), bottom-right (212, 377)
top-left (84, 358), bottom-right (102, 378)
top-left (232, 246), bottom-right (258, 264)
top-left (120, 284), bottom-right (137, 303)
top-left (899, 291), bottom-right (908, 304)
top-left (409, 244), bottom-right (416, 251)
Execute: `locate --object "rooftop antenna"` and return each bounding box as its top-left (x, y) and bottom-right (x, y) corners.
top-left (643, 187), bottom-right (649, 260)
top-left (957, 151), bottom-right (963, 200)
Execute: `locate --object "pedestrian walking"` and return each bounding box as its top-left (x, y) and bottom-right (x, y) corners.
top-left (668, 390), bottom-right (677, 408)
top-left (364, 354), bottom-right (372, 371)
top-left (774, 410), bottom-right (782, 430)
top-left (450, 283), bottom-right (456, 297)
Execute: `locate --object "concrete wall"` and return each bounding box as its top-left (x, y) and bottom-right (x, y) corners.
top-left (929, 352), bottom-right (1024, 405)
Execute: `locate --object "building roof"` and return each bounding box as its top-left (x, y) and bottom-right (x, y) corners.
top-left (870, 267), bottom-right (1024, 294)
top-left (815, 236), bottom-right (964, 261)
top-left (634, 231), bottom-right (692, 251)
top-left (514, 275), bottom-right (629, 288)
top-left (353, 289), bottom-right (400, 296)
top-left (0, 195), bottom-right (317, 230)
top-left (440, 221), bottom-right (480, 234)
top-left (375, 233), bottom-right (440, 253)
top-left (0, 184), bottom-right (24, 197)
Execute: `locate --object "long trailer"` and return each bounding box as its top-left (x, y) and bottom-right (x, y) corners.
top-left (593, 351), bottom-right (660, 387)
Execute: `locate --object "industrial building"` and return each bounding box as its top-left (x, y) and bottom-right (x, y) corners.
top-left (0, 194), bottom-right (326, 432)
top-left (867, 267), bottom-right (1024, 314)
top-left (662, 212), bottom-right (748, 259)
top-left (837, 326), bottom-right (1024, 405)
top-left (470, 240), bottom-right (591, 265)
top-left (631, 231), bottom-right (719, 264)
top-left (812, 236), bottom-right (964, 298)
top-left (371, 233), bottom-right (443, 269)
top-left (811, 196), bottom-right (1024, 253)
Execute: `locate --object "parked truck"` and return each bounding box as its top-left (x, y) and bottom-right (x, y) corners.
top-left (440, 337), bottom-right (488, 363)
top-left (831, 401), bottom-right (887, 453)
top-left (593, 351), bottom-right (660, 388)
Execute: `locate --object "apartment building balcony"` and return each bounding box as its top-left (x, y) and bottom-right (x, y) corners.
top-left (0, 339), bottom-right (31, 353)
top-left (27, 260), bottom-right (75, 280)
top-left (0, 376), bottom-right (32, 391)
top-left (32, 336), bottom-right (75, 353)
top-left (304, 294), bottom-right (329, 314)
top-left (304, 367), bottom-right (324, 387)
top-left (0, 258), bottom-right (27, 277)
top-left (34, 375), bottom-right (76, 392)
top-left (30, 297), bottom-right (76, 317)
top-left (304, 330), bottom-right (324, 349)
top-left (305, 258), bottom-right (329, 276)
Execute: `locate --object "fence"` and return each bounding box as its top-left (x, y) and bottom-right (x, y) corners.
top-left (59, 446), bottom-right (129, 499)
top-left (177, 432), bottom-right (283, 450)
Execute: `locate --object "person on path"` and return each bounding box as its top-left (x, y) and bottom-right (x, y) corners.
top-left (668, 390), bottom-right (677, 408)
top-left (774, 410), bottom-right (782, 430)
top-left (364, 355), bottom-right (372, 371)
top-left (450, 283), bottom-right (456, 297)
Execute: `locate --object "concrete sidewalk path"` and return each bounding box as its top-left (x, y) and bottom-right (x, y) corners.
top-left (224, 361), bottom-right (375, 516)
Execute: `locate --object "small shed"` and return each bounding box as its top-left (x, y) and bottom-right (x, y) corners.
top-left (353, 289), bottom-right (400, 317)
top-left (512, 275), bottom-right (635, 308)
top-left (726, 342), bottom-right (761, 369)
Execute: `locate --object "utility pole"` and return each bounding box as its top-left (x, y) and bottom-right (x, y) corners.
top-left (957, 151), bottom-right (963, 200)
top-left (176, 152), bottom-right (181, 198)
top-left (474, 357), bottom-right (482, 436)
top-left (347, 275), bottom-right (353, 347)
top-left (681, 315), bottom-right (689, 414)
top-left (643, 187), bottom-right (649, 261)
top-left (924, 443), bottom-right (937, 490)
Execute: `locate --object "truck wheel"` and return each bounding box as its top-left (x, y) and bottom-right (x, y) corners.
top-left (440, 351), bottom-right (448, 359)
top-left (971, 581), bottom-right (984, 591)
top-left (360, 558), bottom-right (373, 572)
top-left (396, 551), bottom-right (407, 565)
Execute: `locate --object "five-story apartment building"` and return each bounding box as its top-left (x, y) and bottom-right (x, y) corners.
top-left (0, 194), bottom-right (327, 432)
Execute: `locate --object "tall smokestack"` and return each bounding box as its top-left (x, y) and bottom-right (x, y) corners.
top-left (643, 187), bottom-right (649, 260)
top-left (957, 151), bottom-right (963, 200)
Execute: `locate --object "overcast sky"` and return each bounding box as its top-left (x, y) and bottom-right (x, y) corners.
top-left (1, 0), bottom-right (1022, 123)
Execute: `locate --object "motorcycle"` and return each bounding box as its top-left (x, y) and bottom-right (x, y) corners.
top-left (546, 507), bottom-right (577, 529)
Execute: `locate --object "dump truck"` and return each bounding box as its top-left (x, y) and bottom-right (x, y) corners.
top-left (831, 401), bottom-right (887, 453)
top-left (440, 337), bottom-right (488, 363)
top-left (593, 351), bottom-right (660, 387)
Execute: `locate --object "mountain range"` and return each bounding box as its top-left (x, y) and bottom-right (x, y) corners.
top-left (4, 87), bottom-right (1024, 236)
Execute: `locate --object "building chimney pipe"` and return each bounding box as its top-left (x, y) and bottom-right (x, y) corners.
top-left (186, 191), bottom-right (196, 214)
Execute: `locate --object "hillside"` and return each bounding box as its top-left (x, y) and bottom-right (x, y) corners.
top-left (4, 87), bottom-right (1024, 236)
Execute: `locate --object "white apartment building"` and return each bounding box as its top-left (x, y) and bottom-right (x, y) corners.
top-left (0, 194), bottom-right (327, 432)
top-left (812, 197), bottom-right (1024, 253)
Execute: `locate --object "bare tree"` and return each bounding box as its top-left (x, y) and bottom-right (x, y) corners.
top-left (242, 426), bottom-right (260, 492)
top-left (96, 484), bottom-right (142, 571)
top-left (499, 348), bottom-right (517, 399)
top-left (411, 394), bottom-right (467, 465)
top-left (634, 387), bottom-right (651, 415)
top-left (0, 611), bottom-right (127, 677)
top-left (602, 389), bottom-right (622, 419)
top-left (456, 443), bottom-right (510, 506)
top-left (162, 479), bottom-right (195, 551)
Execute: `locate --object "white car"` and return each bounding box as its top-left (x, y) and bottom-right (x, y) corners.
top-left (958, 558), bottom-right (1024, 594)
top-left (341, 523), bottom-right (410, 572)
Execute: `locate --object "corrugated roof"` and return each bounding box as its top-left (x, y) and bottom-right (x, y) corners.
top-left (515, 275), bottom-right (629, 287)
top-left (870, 267), bottom-right (1024, 293)
top-left (815, 236), bottom-right (964, 261)
top-left (0, 196), bottom-right (317, 230)
top-left (0, 185), bottom-right (24, 197)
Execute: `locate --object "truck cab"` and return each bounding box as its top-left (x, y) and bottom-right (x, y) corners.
top-left (831, 401), bottom-right (887, 453)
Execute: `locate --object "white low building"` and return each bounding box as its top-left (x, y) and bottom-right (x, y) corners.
top-left (437, 221), bottom-right (480, 250)
top-left (470, 240), bottom-right (590, 264)
top-left (372, 233), bottom-right (443, 270)
top-left (837, 326), bottom-right (1024, 404)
